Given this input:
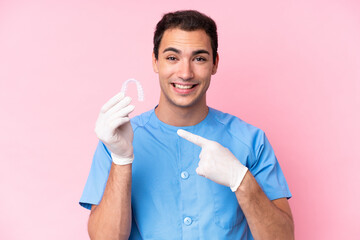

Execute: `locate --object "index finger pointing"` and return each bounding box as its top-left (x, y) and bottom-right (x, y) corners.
top-left (177, 129), bottom-right (208, 147)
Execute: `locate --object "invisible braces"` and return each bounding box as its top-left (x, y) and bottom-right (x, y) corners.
top-left (121, 78), bottom-right (144, 101)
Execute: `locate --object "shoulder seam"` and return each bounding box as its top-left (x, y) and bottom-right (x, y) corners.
top-left (213, 114), bottom-right (257, 160)
top-left (132, 110), bottom-right (153, 134)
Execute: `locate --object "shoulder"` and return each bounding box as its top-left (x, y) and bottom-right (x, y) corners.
top-left (130, 108), bottom-right (155, 132)
top-left (209, 108), bottom-right (266, 154)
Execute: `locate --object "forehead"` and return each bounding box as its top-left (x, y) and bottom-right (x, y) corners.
top-left (159, 28), bottom-right (212, 53)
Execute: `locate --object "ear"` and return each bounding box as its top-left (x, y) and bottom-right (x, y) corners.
top-left (152, 52), bottom-right (159, 73)
top-left (211, 53), bottom-right (219, 75)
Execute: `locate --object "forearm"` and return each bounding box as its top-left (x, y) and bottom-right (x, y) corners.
top-left (235, 171), bottom-right (294, 240)
top-left (88, 163), bottom-right (132, 240)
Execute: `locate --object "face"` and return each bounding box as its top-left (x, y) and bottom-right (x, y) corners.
top-left (152, 28), bottom-right (219, 109)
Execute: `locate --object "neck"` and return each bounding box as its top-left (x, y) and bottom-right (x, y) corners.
top-left (155, 97), bottom-right (209, 127)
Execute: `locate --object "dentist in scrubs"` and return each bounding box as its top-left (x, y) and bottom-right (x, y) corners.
top-left (80, 10), bottom-right (294, 240)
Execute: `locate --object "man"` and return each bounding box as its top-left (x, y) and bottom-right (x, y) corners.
top-left (80, 10), bottom-right (294, 239)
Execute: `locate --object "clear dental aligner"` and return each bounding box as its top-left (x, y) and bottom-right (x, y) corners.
top-left (121, 78), bottom-right (144, 101)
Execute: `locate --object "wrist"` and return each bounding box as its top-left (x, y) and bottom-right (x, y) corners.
top-left (111, 153), bottom-right (134, 165)
top-left (230, 162), bottom-right (248, 192)
top-left (234, 171), bottom-right (264, 206)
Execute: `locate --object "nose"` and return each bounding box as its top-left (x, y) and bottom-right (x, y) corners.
top-left (177, 60), bottom-right (194, 81)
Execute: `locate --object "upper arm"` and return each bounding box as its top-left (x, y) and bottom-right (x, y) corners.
top-left (90, 204), bottom-right (98, 216)
top-left (272, 198), bottom-right (294, 223)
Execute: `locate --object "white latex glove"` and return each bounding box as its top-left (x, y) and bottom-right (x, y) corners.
top-left (177, 129), bottom-right (248, 192)
top-left (95, 92), bottom-right (135, 165)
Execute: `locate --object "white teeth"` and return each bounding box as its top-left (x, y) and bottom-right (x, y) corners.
top-left (174, 84), bottom-right (193, 89)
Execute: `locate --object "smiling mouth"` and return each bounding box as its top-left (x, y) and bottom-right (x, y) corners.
top-left (172, 83), bottom-right (198, 89)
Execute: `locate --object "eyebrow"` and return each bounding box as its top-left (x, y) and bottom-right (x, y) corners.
top-left (163, 47), bottom-right (181, 54)
top-left (192, 49), bottom-right (210, 55)
top-left (163, 47), bottom-right (210, 56)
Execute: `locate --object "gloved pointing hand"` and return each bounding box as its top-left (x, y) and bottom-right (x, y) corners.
top-left (95, 92), bottom-right (135, 165)
top-left (177, 129), bottom-right (248, 192)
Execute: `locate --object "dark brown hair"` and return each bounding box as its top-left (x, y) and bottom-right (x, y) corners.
top-left (153, 10), bottom-right (218, 64)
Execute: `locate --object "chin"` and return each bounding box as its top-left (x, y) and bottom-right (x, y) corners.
top-left (171, 97), bottom-right (202, 109)
top-left (161, 90), bottom-right (205, 109)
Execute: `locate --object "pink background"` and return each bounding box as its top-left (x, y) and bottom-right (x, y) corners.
top-left (1, 0), bottom-right (359, 239)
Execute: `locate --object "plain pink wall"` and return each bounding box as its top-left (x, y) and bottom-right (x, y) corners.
top-left (1, 0), bottom-right (359, 239)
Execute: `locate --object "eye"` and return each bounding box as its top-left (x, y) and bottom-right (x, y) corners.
top-left (194, 56), bottom-right (206, 62)
top-left (166, 56), bottom-right (177, 61)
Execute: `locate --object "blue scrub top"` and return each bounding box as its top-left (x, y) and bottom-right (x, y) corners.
top-left (80, 107), bottom-right (291, 239)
